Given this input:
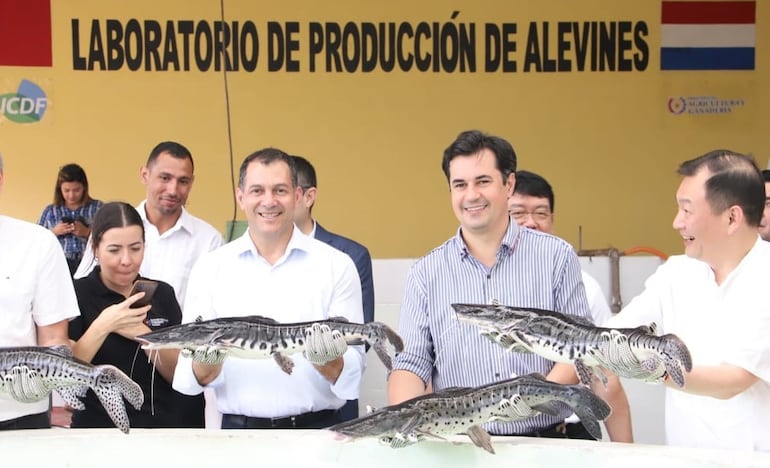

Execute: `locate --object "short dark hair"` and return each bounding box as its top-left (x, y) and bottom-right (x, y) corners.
top-left (678, 149), bottom-right (764, 227)
top-left (91, 202), bottom-right (145, 251)
top-left (442, 130), bottom-right (517, 182)
top-left (291, 155), bottom-right (317, 190)
top-left (53, 163), bottom-right (93, 206)
top-left (513, 170), bottom-right (555, 212)
top-left (146, 141), bottom-right (194, 171)
top-left (238, 147), bottom-right (297, 189)
top-left (762, 169), bottom-right (770, 183)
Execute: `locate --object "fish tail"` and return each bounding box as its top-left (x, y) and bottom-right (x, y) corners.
top-left (567, 386), bottom-right (611, 440)
top-left (93, 365), bottom-right (145, 434)
top-left (372, 342), bottom-right (393, 370)
top-left (365, 322), bottom-right (404, 352)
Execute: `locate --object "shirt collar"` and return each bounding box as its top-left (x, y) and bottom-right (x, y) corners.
top-left (234, 224), bottom-right (314, 262)
top-left (137, 200), bottom-right (194, 236)
top-left (452, 220), bottom-right (520, 260)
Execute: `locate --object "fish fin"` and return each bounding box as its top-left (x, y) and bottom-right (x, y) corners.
top-left (440, 386), bottom-right (468, 392)
top-left (571, 384), bottom-right (612, 423)
top-left (525, 372), bottom-right (548, 381)
top-left (531, 401), bottom-right (563, 417)
top-left (272, 352), bottom-right (295, 375)
top-left (573, 359), bottom-right (595, 386)
top-left (631, 323), bottom-right (656, 335)
top-left (246, 315), bottom-right (280, 324)
top-left (92, 365), bottom-right (144, 434)
top-left (372, 342), bottom-right (393, 370)
top-left (570, 315), bottom-right (596, 327)
top-left (55, 385), bottom-right (87, 410)
top-left (45, 345), bottom-right (74, 359)
top-left (379, 323), bottom-right (404, 352)
top-left (327, 316), bottom-right (351, 323)
top-left (579, 418), bottom-right (603, 441)
top-left (512, 330), bottom-right (533, 349)
top-left (466, 425), bottom-right (495, 454)
top-left (416, 429), bottom-right (447, 441)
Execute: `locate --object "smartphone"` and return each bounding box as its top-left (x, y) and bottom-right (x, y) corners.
top-left (129, 280), bottom-right (158, 308)
top-left (61, 216), bottom-right (74, 224)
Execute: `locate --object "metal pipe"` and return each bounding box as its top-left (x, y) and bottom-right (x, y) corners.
top-left (577, 248), bottom-right (623, 314)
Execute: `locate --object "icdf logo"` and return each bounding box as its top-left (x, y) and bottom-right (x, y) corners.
top-left (0, 80), bottom-right (48, 123)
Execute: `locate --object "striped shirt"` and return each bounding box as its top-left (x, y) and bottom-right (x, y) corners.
top-left (37, 199), bottom-right (103, 260)
top-left (393, 220), bottom-right (591, 435)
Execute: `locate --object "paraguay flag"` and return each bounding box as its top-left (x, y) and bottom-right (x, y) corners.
top-left (660, 1), bottom-right (756, 70)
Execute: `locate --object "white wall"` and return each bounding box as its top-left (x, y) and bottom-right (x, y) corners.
top-left (362, 255), bottom-right (666, 444)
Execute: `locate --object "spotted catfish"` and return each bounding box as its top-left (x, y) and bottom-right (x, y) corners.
top-left (328, 373), bottom-right (611, 454)
top-left (0, 346), bottom-right (143, 433)
top-left (452, 303), bottom-right (693, 387)
top-left (136, 315), bottom-right (404, 374)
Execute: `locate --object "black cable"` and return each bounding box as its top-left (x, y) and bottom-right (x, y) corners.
top-left (219, 0), bottom-right (238, 242)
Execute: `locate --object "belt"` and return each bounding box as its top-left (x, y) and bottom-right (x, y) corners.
top-left (222, 409), bottom-right (339, 429)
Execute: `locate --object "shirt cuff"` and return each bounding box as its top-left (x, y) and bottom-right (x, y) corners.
top-left (172, 354), bottom-right (225, 395)
top-left (329, 345), bottom-right (365, 400)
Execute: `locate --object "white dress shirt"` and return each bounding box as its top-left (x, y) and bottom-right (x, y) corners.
top-left (608, 238), bottom-right (770, 452)
top-left (173, 226), bottom-right (365, 419)
top-left (74, 201), bottom-right (223, 304)
top-left (0, 216), bottom-right (80, 421)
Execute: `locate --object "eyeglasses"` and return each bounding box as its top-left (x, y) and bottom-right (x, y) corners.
top-left (509, 210), bottom-right (551, 221)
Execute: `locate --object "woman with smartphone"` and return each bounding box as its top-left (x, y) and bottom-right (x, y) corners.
top-left (37, 163), bottom-right (103, 275)
top-left (67, 202), bottom-right (205, 429)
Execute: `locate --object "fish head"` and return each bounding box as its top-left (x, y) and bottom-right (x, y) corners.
top-left (328, 407), bottom-right (422, 440)
top-left (659, 333), bottom-right (693, 387)
top-left (135, 322), bottom-right (219, 350)
top-left (451, 303), bottom-right (501, 326)
top-left (451, 303), bottom-right (528, 329)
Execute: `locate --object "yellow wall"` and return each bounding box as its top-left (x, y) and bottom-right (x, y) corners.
top-left (1, 1), bottom-right (767, 257)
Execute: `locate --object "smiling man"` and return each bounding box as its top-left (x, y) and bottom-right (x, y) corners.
top-left (387, 130), bottom-right (631, 441)
top-left (607, 149), bottom-right (770, 452)
top-left (172, 147), bottom-right (365, 430)
top-left (75, 142), bottom-right (223, 304)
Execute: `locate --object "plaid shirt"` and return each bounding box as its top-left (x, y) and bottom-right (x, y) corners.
top-left (38, 199), bottom-right (103, 260)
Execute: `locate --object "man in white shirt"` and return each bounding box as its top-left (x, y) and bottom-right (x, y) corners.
top-left (73, 142), bottom-right (223, 428)
top-left (75, 141), bottom-right (223, 304)
top-left (173, 147), bottom-right (365, 429)
top-left (607, 150), bottom-right (770, 452)
top-left (0, 153), bottom-right (80, 429)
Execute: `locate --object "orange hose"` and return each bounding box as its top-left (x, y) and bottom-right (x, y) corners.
top-left (622, 246), bottom-right (668, 260)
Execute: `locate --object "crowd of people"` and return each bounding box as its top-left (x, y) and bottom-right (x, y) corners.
top-left (0, 133), bottom-right (767, 453)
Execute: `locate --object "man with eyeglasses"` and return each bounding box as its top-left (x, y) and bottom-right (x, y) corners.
top-left (508, 171), bottom-right (612, 327)
top-left (758, 169), bottom-right (770, 241)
